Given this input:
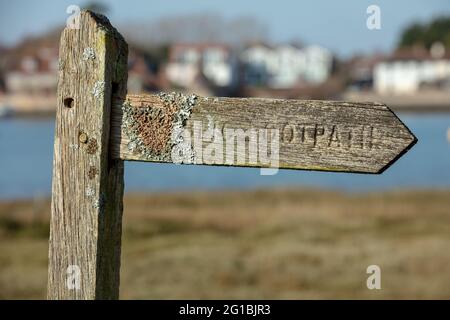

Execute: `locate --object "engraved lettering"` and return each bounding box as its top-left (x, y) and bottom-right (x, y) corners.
top-left (365, 126), bottom-right (374, 149)
top-left (260, 123), bottom-right (378, 152)
top-left (282, 124), bottom-right (296, 144)
top-left (328, 125), bottom-right (341, 147)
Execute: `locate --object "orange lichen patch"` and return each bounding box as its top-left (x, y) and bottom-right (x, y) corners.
top-left (127, 101), bottom-right (178, 155)
top-left (122, 92), bottom-right (197, 161)
top-left (86, 138), bottom-right (98, 155)
top-left (88, 166), bottom-right (99, 180)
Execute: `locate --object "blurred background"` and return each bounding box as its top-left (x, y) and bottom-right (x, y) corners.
top-left (0, 0), bottom-right (450, 299)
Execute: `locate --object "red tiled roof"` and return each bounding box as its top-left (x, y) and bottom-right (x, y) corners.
top-left (384, 47), bottom-right (450, 61)
top-left (169, 43), bottom-right (231, 61)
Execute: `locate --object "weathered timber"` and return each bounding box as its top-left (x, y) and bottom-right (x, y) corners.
top-left (48, 11), bottom-right (128, 299)
top-left (111, 94), bottom-right (417, 174)
top-left (47, 10), bottom-right (418, 301)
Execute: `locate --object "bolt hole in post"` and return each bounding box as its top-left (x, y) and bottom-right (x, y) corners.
top-left (63, 97), bottom-right (74, 108)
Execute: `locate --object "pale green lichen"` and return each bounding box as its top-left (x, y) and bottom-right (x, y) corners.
top-left (92, 193), bottom-right (105, 214)
top-left (92, 81), bottom-right (105, 99)
top-left (82, 47), bottom-right (96, 61)
top-left (162, 92), bottom-right (197, 164)
top-left (85, 187), bottom-right (95, 198)
top-left (69, 143), bottom-right (80, 151)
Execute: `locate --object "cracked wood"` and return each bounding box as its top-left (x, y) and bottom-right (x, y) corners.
top-left (48, 10), bottom-right (128, 300)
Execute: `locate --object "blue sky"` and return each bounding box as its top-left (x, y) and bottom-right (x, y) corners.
top-left (0, 0), bottom-right (449, 57)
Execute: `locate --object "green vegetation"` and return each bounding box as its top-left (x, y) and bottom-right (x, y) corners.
top-left (398, 16), bottom-right (450, 49)
top-left (1, 189), bottom-right (450, 299)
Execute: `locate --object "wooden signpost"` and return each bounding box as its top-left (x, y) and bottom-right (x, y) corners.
top-left (48, 11), bottom-right (417, 299)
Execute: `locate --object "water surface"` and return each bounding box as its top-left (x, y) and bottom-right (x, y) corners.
top-left (1, 113), bottom-right (449, 199)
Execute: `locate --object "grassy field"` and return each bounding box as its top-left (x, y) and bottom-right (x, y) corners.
top-left (1, 188), bottom-right (450, 299)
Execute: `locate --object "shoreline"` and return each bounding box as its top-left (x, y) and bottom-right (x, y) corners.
top-left (342, 90), bottom-right (450, 112)
top-left (2, 89), bottom-right (450, 120)
top-left (2, 186), bottom-right (450, 204)
top-left (2, 105), bottom-right (450, 120)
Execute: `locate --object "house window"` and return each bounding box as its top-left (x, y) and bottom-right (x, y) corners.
top-left (204, 49), bottom-right (225, 64)
top-left (181, 49), bottom-right (200, 64)
top-left (21, 57), bottom-right (38, 73)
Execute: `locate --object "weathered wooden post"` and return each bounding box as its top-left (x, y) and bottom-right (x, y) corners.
top-left (48, 11), bottom-right (128, 299)
top-left (48, 10), bottom-right (416, 300)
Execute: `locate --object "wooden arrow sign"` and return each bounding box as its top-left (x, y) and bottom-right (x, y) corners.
top-left (110, 93), bottom-right (417, 174)
top-left (48, 10), bottom-right (418, 300)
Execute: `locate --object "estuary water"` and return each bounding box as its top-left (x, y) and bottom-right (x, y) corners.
top-left (1, 113), bottom-right (450, 199)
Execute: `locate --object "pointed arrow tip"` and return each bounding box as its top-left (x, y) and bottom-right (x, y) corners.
top-left (377, 129), bottom-right (418, 174)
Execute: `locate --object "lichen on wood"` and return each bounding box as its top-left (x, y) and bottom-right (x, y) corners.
top-left (49, 10), bottom-right (128, 300)
top-left (92, 193), bottom-right (105, 212)
top-left (112, 94), bottom-right (417, 173)
top-left (86, 138), bottom-right (98, 155)
top-left (92, 81), bottom-right (105, 99)
top-left (88, 166), bottom-right (99, 179)
top-left (121, 92), bottom-right (197, 162)
top-left (82, 47), bottom-right (96, 61)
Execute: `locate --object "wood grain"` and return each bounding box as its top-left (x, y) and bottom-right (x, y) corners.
top-left (48, 10), bottom-right (128, 299)
top-left (111, 94), bottom-right (417, 174)
top-left (47, 10), bottom-right (417, 301)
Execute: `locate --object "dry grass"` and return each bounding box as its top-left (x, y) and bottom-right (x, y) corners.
top-left (1, 188), bottom-right (450, 299)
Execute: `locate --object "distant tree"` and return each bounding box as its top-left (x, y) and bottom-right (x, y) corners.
top-left (122, 13), bottom-right (269, 47)
top-left (399, 23), bottom-right (425, 47)
top-left (427, 17), bottom-right (450, 48)
top-left (398, 16), bottom-right (450, 49)
top-left (225, 16), bottom-right (268, 44)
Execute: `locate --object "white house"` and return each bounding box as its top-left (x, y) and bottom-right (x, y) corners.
top-left (5, 47), bottom-right (59, 95)
top-left (270, 44), bottom-right (307, 88)
top-left (240, 43), bottom-right (275, 85)
top-left (240, 43), bottom-right (333, 88)
top-left (166, 43), bottom-right (237, 88)
top-left (374, 46), bottom-right (450, 95)
top-left (302, 45), bottom-right (333, 84)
